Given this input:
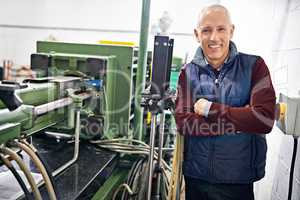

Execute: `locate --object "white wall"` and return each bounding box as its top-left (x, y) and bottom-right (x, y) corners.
top-left (224, 1), bottom-right (300, 200)
top-left (269, 0), bottom-right (300, 200)
top-left (0, 0), bottom-right (141, 30)
top-left (0, 0), bottom-right (142, 65)
top-left (224, 0), bottom-right (300, 200)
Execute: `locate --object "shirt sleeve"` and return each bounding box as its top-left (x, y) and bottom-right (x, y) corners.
top-left (208, 57), bottom-right (276, 134)
top-left (174, 66), bottom-right (221, 136)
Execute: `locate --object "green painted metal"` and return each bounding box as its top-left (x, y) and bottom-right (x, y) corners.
top-left (36, 42), bottom-right (135, 139)
top-left (0, 77), bottom-right (86, 142)
top-left (0, 105), bottom-right (65, 137)
top-left (37, 52), bottom-right (113, 78)
top-left (0, 83), bottom-right (58, 109)
top-left (134, 0), bottom-right (151, 140)
top-left (23, 110), bottom-right (65, 136)
top-left (0, 123), bottom-right (20, 144)
top-left (91, 168), bottom-right (129, 200)
top-left (172, 57), bottom-right (183, 71)
top-left (0, 106), bottom-right (34, 130)
top-left (170, 57), bottom-right (183, 90)
top-left (170, 71), bottom-right (179, 91)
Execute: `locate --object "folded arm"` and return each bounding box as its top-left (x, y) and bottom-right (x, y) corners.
top-left (175, 58), bottom-right (276, 136)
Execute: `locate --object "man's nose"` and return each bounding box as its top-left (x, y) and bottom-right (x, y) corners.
top-left (209, 29), bottom-right (218, 41)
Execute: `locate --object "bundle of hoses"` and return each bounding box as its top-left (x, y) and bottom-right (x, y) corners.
top-left (0, 140), bottom-right (58, 200)
top-left (90, 138), bottom-right (172, 199)
top-left (0, 145), bottom-right (43, 200)
top-left (0, 152), bottom-right (32, 200)
top-left (91, 135), bottom-right (184, 200)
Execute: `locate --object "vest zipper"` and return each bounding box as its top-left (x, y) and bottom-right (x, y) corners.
top-left (215, 66), bottom-right (230, 103)
top-left (211, 136), bottom-right (216, 179)
top-left (215, 78), bottom-right (220, 103)
top-left (207, 66), bottom-right (228, 180)
top-left (210, 68), bottom-right (228, 180)
top-left (205, 69), bottom-right (217, 180)
top-left (209, 137), bottom-right (216, 180)
top-left (215, 78), bottom-right (219, 87)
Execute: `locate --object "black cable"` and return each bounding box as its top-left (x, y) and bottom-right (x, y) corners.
top-left (288, 137), bottom-right (298, 200)
top-left (30, 146), bottom-right (60, 199)
top-left (122, 159), bottom-right (139, 200)
top-left (123, 158), bottom-right (145, 200)
top-left (0, 155), bottom-right (33, 200)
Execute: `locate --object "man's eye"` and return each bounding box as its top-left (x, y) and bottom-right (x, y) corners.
top-left (218, 28), bottom-right (226, 32)
top-left (202, 29), bottom-right (210, 33)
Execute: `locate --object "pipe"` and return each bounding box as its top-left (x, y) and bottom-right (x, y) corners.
top-left (0, 106), bottom-right (32, 128)
top-left (0, 153), bottom-right (32, 200)
top-left (0, 147), bottom-right (42, 200)
top-left (0, 83), bottom-right (57, 110)
top-left (0, 93), bottom-right (90, 131)
top-left (34, 93), bottom-right (91, 116)
top-left (147, 114), bottom-right (157, 200)
top-left (134, 0), bottom-right (151, 140)
top-left (52, 109), bottom-right (81, 176)
top-left (288, 137), bottom-right (298, 200)
top-left (154, 112), bottom-right (165, 199)
top-left (15, 141), bottom-right (57, 200)
top-left (44, 131), bottom-right (73, 139)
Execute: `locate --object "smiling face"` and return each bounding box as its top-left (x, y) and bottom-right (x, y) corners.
top-left (194, 7), bottom-right (234, 69)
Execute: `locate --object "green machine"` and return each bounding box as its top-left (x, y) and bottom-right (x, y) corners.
top-left (170, 56), bottom-right (183, 91)
top-left (0, 40), bottom-right (155, 200)
top-left (0, 1), bottom-right (186, 199)
top-left (0, 76), bottom-right (88, 139)
top-left (32, 41), bottom-right (140, 140)
top-left (0, 38), bottom-right (183, 200)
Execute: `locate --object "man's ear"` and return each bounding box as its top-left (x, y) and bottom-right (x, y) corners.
top-left (230, 24), bottom-right (235, 38)
top-left (194, 29), bottom-right (200, 42)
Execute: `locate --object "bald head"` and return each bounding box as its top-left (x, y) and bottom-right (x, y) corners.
top-left (197, 4), bottom-right (232, 28)
top-left (194, 4), bottom-right (234, 69)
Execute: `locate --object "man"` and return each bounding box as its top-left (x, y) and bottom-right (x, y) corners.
top-left (175, 4), bottom-right (276, 200)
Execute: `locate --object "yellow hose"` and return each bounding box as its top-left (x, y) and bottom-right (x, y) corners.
top-left (0, 147), bottom-right (42, 200)
top-left (16, 141), bottom-right (57, 200)
top-left (167, 134), bottom-right (184, 200)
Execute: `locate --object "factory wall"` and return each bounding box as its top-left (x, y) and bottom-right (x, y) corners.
top-left (226, 0), bottom-right (300, 199)
top-left (224, 0), bottom-right (300, 200)
top-left (0, 0), bottom-right (142, 65)
top-left (269, 0), bottom-right (300, 200)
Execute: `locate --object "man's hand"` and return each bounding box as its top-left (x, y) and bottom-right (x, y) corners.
top-left (194, 98), bottom-right (212, 117)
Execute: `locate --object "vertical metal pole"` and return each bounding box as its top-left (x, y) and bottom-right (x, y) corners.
top-left (154, 111), bottom-right (165, 199)
top-left (134, 0), bottom-right (151, 140)
top-left (68, 104), bottom-right (75, 129)
top-left (53, 109), bottom-right (80, 177)
top-left (147, 113), bottom-right (157, 200)
top-left (288, 137), bottom-right (298, 200)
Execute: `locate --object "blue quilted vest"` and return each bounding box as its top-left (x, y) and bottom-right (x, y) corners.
top-left (183, 42), bottom-right (267, 183)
